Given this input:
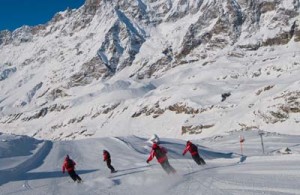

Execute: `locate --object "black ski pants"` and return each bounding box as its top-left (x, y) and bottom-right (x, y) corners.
top-left (160, 159), bottom-right (176, 174)
top-left (106, 158), bottom-right (115, 173)
top-left (68, 170), bottom-right (82, 182)
top-left (192, 154), bottom-right (206, 165)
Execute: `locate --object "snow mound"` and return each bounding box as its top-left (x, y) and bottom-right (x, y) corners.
top-left (0, 133), bottom-right (52, 186)
top-left (0, 133), bottom-right (42, 158)
top-left (273, 147), bottom-right (293, 155)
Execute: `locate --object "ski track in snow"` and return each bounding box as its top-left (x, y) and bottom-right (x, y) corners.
top-left (1, 131), bottom-right (300, 194)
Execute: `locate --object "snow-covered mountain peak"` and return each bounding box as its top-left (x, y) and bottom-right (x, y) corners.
top-left (0, 0), bottom-right (299, 140)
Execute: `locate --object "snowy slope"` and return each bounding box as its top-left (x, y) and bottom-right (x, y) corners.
top-left (1, 131), bottom-right (300, 195)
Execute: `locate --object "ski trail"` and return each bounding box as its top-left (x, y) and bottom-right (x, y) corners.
top-left (112, 136), bottom-right (149, 155)
top-left (1, 133), bottom-right (299, 194)
top-left (22, 180), bottom-right (32, 190)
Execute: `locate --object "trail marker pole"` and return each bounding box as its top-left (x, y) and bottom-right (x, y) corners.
top-left (258, 130), bottom-right (265, 154)
top-left (239, 135), bottom-right (245, 155)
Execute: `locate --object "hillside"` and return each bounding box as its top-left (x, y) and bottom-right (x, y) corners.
top-left (0, 0), bottom-right (299, 140)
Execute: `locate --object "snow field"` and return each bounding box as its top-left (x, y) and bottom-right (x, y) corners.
top-left (1, 130), bottom-right (300, 194)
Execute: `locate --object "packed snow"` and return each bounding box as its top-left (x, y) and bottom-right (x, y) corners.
top-left (1, 130), bottom-right (300, 195)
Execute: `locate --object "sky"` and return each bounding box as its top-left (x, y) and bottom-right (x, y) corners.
top-left (0, 0), bottom-right (85, 31)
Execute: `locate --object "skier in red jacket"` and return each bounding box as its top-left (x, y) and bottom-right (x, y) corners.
top-left (103, 150), bottom-right (117, 173)
top-left (62, 155), bottom-right (82, 182)
top-left (182, 141), bottom-right (206, 165)
top-left (146, 143), bottom-right (176, 174)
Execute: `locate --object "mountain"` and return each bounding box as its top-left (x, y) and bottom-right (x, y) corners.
top-left (0, 0), bottom-right (299, 140)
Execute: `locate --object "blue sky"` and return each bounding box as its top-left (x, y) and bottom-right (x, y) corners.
top-left (0, 0), bottom-right (85, 31)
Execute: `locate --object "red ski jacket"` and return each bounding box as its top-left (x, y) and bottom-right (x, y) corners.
top-left (182, 143), bottom-right (198, 156)
top-left (147, 146), bottom-right (167, 164)
top-left (103, 151), bottom-right (111, 161)
top-left (62, 159), bottom-right (76, 173)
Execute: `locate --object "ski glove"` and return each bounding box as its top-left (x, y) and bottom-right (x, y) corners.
top-left (146, 160), bottom-right (149, 164)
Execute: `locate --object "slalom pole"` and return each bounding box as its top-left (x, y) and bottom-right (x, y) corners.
top-left (240, 141), bottom-right (243, 155)
top-left (239, 135), bottom-right (245, 155)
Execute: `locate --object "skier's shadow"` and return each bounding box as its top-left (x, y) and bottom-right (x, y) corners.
top-left (240, 155), bottom-right (247, 163)
top-left (23, 169), bottom-right (99, 180)
top-left (108, 165), bottom-right (152, 178)
top-left (0, 169), bottom-right (98, 185)
top-left (116, 165), bottom-right (151, 173)
top-left (184, 157), bottom-right (247, 177)
top-left (184, 164), bottom-right (232, 177)
top-left (108, 170), bottom-right (146, 179)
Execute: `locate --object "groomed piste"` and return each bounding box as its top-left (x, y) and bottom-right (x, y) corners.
top-left (1, 130), bottom-right (300, 195)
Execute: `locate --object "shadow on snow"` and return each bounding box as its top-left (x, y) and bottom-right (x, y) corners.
top-left (0, 169), bottom-right (98, 186)
top-left (183, 156), bottom-right (247, 177)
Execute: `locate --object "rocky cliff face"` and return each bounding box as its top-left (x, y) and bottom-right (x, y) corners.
top-left (0, 0), bottom-right (299, 140)
top-left (1, 0), bottom-right (299, 73)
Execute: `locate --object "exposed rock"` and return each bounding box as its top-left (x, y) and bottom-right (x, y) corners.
top-left (293, 20), bottom-right (300, 42)
top-left (31, 25), bottom-right (47, 35)
top-left (0, 67), bottom-right (17, 81)
top-left (259, 1), bottom-right (276, 14)
top-left (11, 26), bottom-right (34, 45)
top-left (67, 57), bottom-right (107, 88)
top-left (47, 88), bottom-right (69, 101)
top-left (97, 16), bottom-right (145, 73)
top-left (84, 0), bottom-right (101, 15)
top-left (92, 103), bottom-right (121, 118)
top-left (22, 108), bottom-right (48, 121)
top-left (181, 124), bottom-right (214, 135)
top-left (256, 85), bottom-right (274, 96)
top-left (262, 32), bottom-right (291, 46)
top-left (168, 103), bottom-right (200, 114)
top-left (0, 113), bottom-right (23, 124)
top-left (238, 123), bottom-right (259, 131)
top-left (0, 30), bottom-right (12, 45)
top-left (68, 116), bottom-right (85, 124)
top-left (48, 104), bottom-right (69, 112)
top-left (51, 13), bottom-right (65, 23)
top-left (132, 102), bottom-right (203, 118)
top-left (238, 43), bottom-right (261, 51)
top-left (221, 92), bottom-right (231, 102)
top-left (258, 91), bottom-right (300, 124)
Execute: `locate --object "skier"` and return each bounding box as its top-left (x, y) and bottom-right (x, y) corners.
top-left (148, 134), bottom-right (160, 144)
top-left (62, 155), bottom-right (82, 183)
top-left (182, 141), bottom-right (206, 165)
top-left (146, 143), bottom-right (176, 174)
top-left (103, 150), bottom-right (117, 173)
